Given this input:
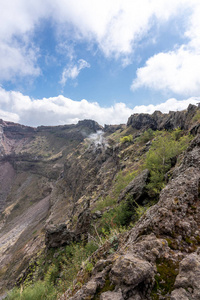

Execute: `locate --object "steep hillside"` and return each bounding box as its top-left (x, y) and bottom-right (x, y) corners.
top-left (0, 119), bottom-right (101, 295)
top-left (1, 104), bottom-right (200, 299)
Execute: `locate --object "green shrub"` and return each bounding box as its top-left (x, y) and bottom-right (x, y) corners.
top-left (6, 281), bottom-right (57, 300)
top-left (137, 128), bottom-right (154, 144)
top-left (94, 196), bottom-right (116, 211)
top-left (145, 129), bottom-right (192, 193)
top-left (120, 134), bottom-right (133, 144)
top-left (192, 111), bottom-right (200, 122)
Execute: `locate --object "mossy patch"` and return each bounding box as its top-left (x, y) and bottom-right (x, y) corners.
top-left (93, 276), bottom-right (115, 300)
top-left (151, 258), bottom-right (179, 299)
top-left (165, 238), bottom-right (178, 250)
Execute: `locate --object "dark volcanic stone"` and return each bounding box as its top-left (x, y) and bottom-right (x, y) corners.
top-left (45, 224), bottom-right (76, 248)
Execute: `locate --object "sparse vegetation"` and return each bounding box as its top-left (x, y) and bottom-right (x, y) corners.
top-left (6, 241), bottom-right (98, 299)
top-left (137, 128), bottom-right (154, 144)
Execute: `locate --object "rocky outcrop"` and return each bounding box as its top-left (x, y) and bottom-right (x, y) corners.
top-left (127, 113), bottom-right (158, 130)
top-left (45, 208), bottom-right (91, 248)
top-left (127, 104), bottom-right (198, 131)
top-left (118, 169), bottom-right (150, 203)
top-left (45, 224), bottom-right (76, 248)
top-left (110, 253), bottom-right (155, 297)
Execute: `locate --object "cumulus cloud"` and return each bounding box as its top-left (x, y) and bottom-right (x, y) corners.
top-left (0, 0), bottom-right (197, 82)
top-left (0, 0), bottom-right (49, 81)
top-left (0, 43), bottom-right (40, 81)
top-left (131, 0), bottom-right (200, 96)
top-left (0, 88), bottom-right (198, 126)
top-left (60, 59), bottom-right (90, 86)
top-left (131, 47), bottom-right (200, 95)
top-left (132, 97), bottom-right (199, 114)
top-left (0, 109), bottom-right (19, 123)
top-left (51, 0), bottom-right (188, 58)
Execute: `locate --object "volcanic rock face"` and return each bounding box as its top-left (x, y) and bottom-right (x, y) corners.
top-left (0, 119), bottom-right (103, 294)
top-left (1, 105), bottom-right (200, 298)
top-left (64, 119), bottom-right (200, 299)
top-left (127, 104), bottom-right (197, 131)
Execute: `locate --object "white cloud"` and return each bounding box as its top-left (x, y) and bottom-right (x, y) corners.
top-left (0, 109), bottom-right (19, 123)
top-left (131, 47), bottom-right (200, 95)
top-left (0, 0), bottom-right (49, 81)
top-left (60, 59), bottom-right (90, 86)
top-left (52, 0), bottom-right (188, 58)
top-left (131, 0), bottom-right (200, 96)
top-left (132, 97), bottom-right (198, 114)
top-left (0, 42), bottom-right (40, 81)
top-left (0, 0), bottom-right (197, 82)
top-left (0, 88), bottom-right (198, 126)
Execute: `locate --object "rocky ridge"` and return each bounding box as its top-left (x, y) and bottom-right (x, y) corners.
top-left (59, 132), bottom-right (200, 299)
top-left (0, 105), bottom-right (200, 298)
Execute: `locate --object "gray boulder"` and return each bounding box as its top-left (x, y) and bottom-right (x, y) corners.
top-left (110, 253), bottom-right (154, 288)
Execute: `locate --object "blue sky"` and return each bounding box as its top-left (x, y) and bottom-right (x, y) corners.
top-left (0, 0), bottom-right (200, 126)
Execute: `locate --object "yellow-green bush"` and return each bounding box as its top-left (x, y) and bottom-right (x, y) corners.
top-left (120, 134), bottom-right (133, 144)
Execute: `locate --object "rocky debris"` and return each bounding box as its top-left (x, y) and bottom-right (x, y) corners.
top-left (92, 210), bottom-right (103, 219)
top-left (127, 104), bottom-right (198, 132)
top-left (0, 162), bottom-right (15, 213)
top-left (62, 263), bottom-right (113, 300)
top-left (171, 288), bottom-right (190, 300)
top-left (118, 169), bottom-right (150, 203)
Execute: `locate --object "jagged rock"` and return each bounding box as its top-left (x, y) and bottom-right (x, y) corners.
top-left (45, 207), bottom-right (92, 248)
top-left (60, 131), bottom-right (200, 300)
top-left (100, 290), bottom-right (124, 300)
top-left (118, 169), bottom-right (150, 203)
top-left (127, 104), bottom-right (198, 132)
top-left (110, 253), bottom-right (154, 288)
top-left (127, 113), bottom-right (158, 130)
top-left (171, 288), bottom-right (190, 300)
top-left (77, 119), bottom-right (102, 131)
top-left (45, 224), bottom-right (76, 248)
top-left (75, 208), bottom-right (91, 240)
top-left (172, 252), bottom-right (200, 299)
